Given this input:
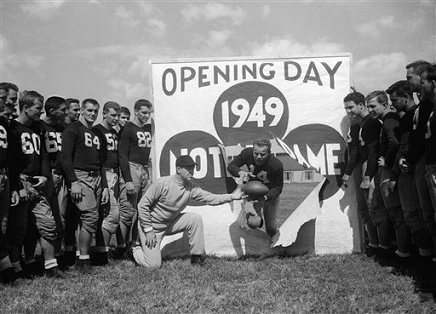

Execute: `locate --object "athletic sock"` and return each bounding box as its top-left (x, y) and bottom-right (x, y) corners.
top-left (44, 259), bottom-right (58, 270)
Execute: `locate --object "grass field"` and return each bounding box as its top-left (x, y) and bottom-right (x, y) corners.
top-left (1, 182), bottom-right (435, 313)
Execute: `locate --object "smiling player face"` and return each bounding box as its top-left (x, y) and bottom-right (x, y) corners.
top-left (343, 101), bottom-right (362, 120)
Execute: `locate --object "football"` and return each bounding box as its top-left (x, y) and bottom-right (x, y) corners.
top-left (241, 181), bottom-right (269, 197)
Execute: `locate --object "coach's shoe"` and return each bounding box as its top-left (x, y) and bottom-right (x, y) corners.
top-left (76, 259), bottom-right (93, 275)
top-left (45, 266), bottom-right (67, 279)
top-left (126, 241), bottom-right (140, 264)
top-left (0, 267), bottom-right (17, 284)
top-left (191, 254), bottom-right (206, 266)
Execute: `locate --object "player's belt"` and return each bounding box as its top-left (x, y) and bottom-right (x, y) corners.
top-left (88, 170), bottom-right (100, 177)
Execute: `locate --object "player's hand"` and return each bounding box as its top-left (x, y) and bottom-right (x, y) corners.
top-left (10, 190), bottom-right (19, 206)
top-left (342, 174), bottom-right (350, 188)
top-left (238, 171), bottom-right (255, 182)
top-left (18, 188), bottom-right (28, 202)
top-left (231, 186), bottom-right (244, 200)
top-left (378, 157), bottom-right (386, 168)
top-left (360, 176), bottom-right (371, 189)
top-left (101, 188), bottom-right (109, 204)
top-left (388, 180), bottom-right (396, 193)
top-left (399, 157), bottom-right (410, 173)
top-left (71, 181), bottom-right (83, 203)
top-left (32, 176), bottom-right (48, 188)
top-left (144, 230), bottom-right (157, 249)
top-left (126, 181), bottom-right (135, 195)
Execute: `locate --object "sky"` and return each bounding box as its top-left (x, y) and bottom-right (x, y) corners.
top-left (1, 0), bottom-right (435, 113)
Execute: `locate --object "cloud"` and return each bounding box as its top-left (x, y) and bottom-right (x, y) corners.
top-left (128, 55), bottom-right (150, 79)
top-left (138, 2), bottom-right (153, 16)
top-left (417, 0), bottom-right (435, 6)
top-left (146, 19), bottom-right (167, 38)
top-left (181, 3), bottom-right (246, 25)
top-left (261, 5), bottom-right (270, 19)
top-left (206, 30), bottom-right (232, 48)
top-left (353, 52), bottom-right (407, 93)
top-left (107, 79), bottom-right (148, 101)
top-left (0, 35), bottom-right (44, 78)
top-left (355, 15), bottom-right (395, 38)
top-left (21, 0), bottom-right (66, 19)
top-left (115, 5), bottom-right (139, 27)
top-left (114, 4), bottom-right (166, 38)
top-left (249, 36), bottom-right (344, 57)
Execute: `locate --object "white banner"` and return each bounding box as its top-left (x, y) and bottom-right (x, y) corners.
top-left (150, 54), bottom-right (361, 256)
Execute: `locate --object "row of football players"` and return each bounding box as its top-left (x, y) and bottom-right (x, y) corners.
top-left (341, 60), bottom-right (436, 295)
top-left (0, 82), bottom-right (154, 282)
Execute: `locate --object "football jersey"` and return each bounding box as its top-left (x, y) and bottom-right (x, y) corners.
top-left (359, 114), bottom-right (381, 178)
top-left (344, 119), bottom-right (362, 176)
top-left (425, 110), bottom-right (436, 165)
top-left (41, 120), bottom-right (65, 170)
top-left (8, 119), bottom-right (49, 177)
top-left (390, 105), bottom-right (418, 181)
top-left (60, 121), bottom-right (101, 183)
top-left (227, 147), bottom-right (283, 200)
top-left (118, 121), bottom-right (152, 182)
top-left (92, 124), bottom-right (119, 169)
top-left (379, 112), bottom-right (401, 169)
top-left (0, 116), bottom-right (8, 168)
top-left (408, 99), bottom-right (433, 165)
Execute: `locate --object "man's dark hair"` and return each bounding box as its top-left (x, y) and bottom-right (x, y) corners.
top-left (134, 99), bottom-right (152, 111)
top-left (366, 91), bottom-right (388, 105)
top-left (120, 106), bottom-right (131, 116)
top-left (343, 92), bottom-right (365, 105)
top-left (406, 60), bottom-right (431, 75)
top-left (253, 138), bottom-right (272, 152)
top-left (82, 98), bottom-right (99, 108)
top-left (386, 80), bottom-right (411, 97)
top-left (103, 101), bottom-right (121, 114)
top-left (65, 98), bottom-right (80, 108)
top-left (425, 63), bottom-right (436, 82)
top-left (45, 96), bottom-right (66, 114)
top-left (3, 82), bottom-right (18, 92)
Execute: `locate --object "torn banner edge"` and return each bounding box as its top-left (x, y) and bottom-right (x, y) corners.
top-left (270, 177), bottom-right (326, 247)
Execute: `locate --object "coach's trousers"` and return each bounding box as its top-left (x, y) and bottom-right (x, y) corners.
top-left (133, 212), bottom-right (205, 268)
